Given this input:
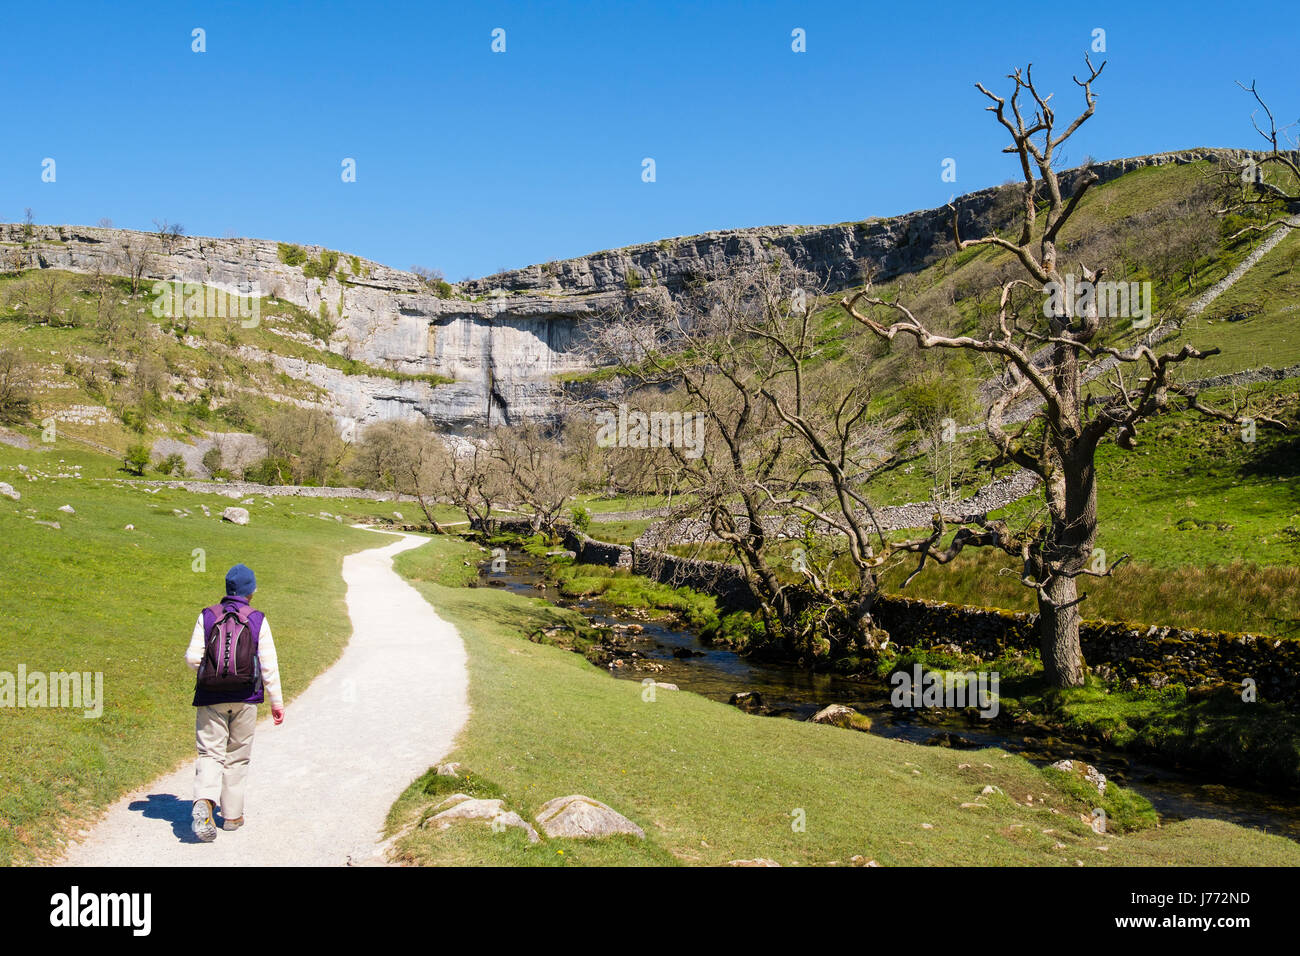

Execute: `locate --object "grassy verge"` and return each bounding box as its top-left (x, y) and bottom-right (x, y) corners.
top-left (0, 442), bottom-right (391, 863)
top-left (386, 535), bottom-right (1300, 866)
top-left (549, 561), bottom-right (718, 629)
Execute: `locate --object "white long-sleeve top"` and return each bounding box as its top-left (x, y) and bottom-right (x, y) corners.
top-left (185, 612), bottom-right (284, 707)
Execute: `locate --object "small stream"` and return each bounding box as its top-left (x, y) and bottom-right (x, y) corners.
top-left (483, 549), bottom-right (1300, 842)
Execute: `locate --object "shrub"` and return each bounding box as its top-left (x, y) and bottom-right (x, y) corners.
top-left (243, 456), bottom-right (293, 485)
top-left (302, 250), bottom-right (339, 280)
top-left (201, 447), bottom-right (223, 476)
top-left (276, 243), bottom-right (308, 267)
top-left (123, 444), bottom-right (150, 476)
top-left (155, 453), bottom-right (186, 477)
top-left (571, 505), bottom-right (592, 533)
top-left (307, 303), bottom-right (336, 343)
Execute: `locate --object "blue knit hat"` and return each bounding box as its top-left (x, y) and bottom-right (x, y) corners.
top-left (225, 564), bottom-right (257, 597)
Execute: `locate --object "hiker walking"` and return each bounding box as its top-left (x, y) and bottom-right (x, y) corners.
top-left (184, 563), bottom-right (284, 842)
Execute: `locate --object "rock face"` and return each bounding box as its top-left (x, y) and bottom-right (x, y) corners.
top-left (534, 795), bottom-right (646, 840)
top-left (221, 506), bottom-right (250, 525)
top-left (2, 149), bottom-right (1250, 428)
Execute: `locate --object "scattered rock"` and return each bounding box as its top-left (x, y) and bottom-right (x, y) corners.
top-left (221, 507), bottom-right (250, 525)
top-left (424, 796), bottom-right (540, 844)
top-left (34, 520), bottom-right (60, 530)
top-left (1049, 759), bottom-right (1107, 794)
top-left (922, 731), bottom-right (978, 749)
top-left (124, 524), bottom-right (134, 531)
top-left (811, 704), bottom-right (872, 732)
top-left (849, 855), bottom-right (881, 867)
top-left (393, 512), bottom-right (403, 520)
top-left (729, 858), bottom-right (781, 867)
top-left (58, 504), bottom-right (75, 514)
top-left (534, 794), bottom-right (645, 840)
top-left (0, 482), bottom-right (20, 501)
top-left (435, 762), bottom-right (462, 778)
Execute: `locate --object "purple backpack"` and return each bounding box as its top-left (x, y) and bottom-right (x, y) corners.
top-left (197, 602), bottom-right (259, 691)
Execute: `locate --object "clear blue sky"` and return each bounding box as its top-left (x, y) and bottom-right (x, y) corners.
top-left (4, 0), bottom-right (1295, 279)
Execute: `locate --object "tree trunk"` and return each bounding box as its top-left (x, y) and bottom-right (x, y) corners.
top-left (1038, 445), bottom-right (1096, 689)
top-left (1038, 573), bottom-right (1085, 687)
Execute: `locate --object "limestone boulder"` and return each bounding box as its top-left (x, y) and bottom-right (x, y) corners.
top-left (423, 795), bottom-right (540, 843)
top-left (534, 794), bottom-right (645, 840)
top-left (811, 704), bottom-right (872, 732)
top-left (221, 506), bottom-right (250, 525)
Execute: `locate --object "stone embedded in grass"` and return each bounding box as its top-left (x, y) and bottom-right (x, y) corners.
top-left (58, 504), bottom-right (75, 514)
top-left (811, 703), bottom-right (872, 732)
top-left (34, 520), bottom-right (61, 530)
top-left (535, 795), bottom-right (645, 840)
top-left (0, 482), bottom-right (20, 501)
top-left (435, 762), bottom-right (462, 778)
top-left (729, 858), bottom-right (781, 867)
top-left (424, 795), bottom-right (540, 843)
top-left (124, 524), bottom-right (134, 531)
top-left (222, 507), bottom-right (250, 525)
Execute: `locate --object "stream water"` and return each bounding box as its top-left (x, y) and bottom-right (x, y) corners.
top-left (482, 549), bottom-right (1300, 843)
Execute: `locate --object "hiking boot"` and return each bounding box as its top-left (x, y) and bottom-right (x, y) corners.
top-left (191, 800), bottom-right (217, 842)
top-left (222, 816), bottom-right (244, 831)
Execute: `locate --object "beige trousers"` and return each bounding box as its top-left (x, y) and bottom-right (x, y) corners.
top-left (194, 702), bottom-right (258, 820)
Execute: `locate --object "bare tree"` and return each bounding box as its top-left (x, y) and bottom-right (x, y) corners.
top-left (0, 348), bottom-right (34, 424)
top-left (118, 239), bottom-right (153, 295)
top-left (349, 419), bottom-right (452, 530)
top-left (594, 281), bottom-right (801, 641)
top-left (1218, 81), bottom-right (1300, 238)
top-left (491, 420), bottom-right (582, 535)
top-left (843, 56), bottom-right (1288, 687)
top-left (444, 438), bottom-right (510, 534)
top-left (153, 219), bottom-right (186, 255)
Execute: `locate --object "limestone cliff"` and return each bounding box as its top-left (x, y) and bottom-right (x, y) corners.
top-left (0, 147), bottom-right (1250, 428)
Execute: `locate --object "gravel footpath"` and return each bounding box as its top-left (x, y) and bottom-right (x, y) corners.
top-left (59, 529), bottom-right (468, 867)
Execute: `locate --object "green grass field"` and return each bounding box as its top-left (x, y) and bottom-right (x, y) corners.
top-left (385, 535), bottom-right (1300, 866)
